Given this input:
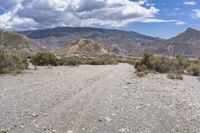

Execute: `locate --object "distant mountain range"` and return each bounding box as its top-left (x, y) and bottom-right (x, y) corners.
top-left (1, 27), bottom-right (200, 57)
top-left (17, 27), bottom-right (164, 56)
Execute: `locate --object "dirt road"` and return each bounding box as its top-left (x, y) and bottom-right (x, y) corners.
top-left (0, 64), bottom-right (200, 133)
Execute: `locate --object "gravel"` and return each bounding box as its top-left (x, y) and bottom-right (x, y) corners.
top-left (0, 64), bottom-right (200, 133)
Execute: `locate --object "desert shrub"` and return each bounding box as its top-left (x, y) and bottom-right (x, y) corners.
top-left (9, 54), bottom-right (28, 74)
top-left (0, 51), bottom-right (11, 73)
top-left (58, 57), bottom-right (82, 66)
top-left (88, 59), bottom-right (109, 65)
top-left (0, 51), bottom-right (28, 74)
top-left (152, 56), bottom-right (171, 73)
top-left (167, 73), bottom-right (183, 80)
top-left (176, 55), bottom-right (190, 69)
top-left (136, 71), bottom-right (145, 77)
top-left (189, 64), bottom-right (200, 76)
top-left (30, 52), bottom-right (58, 66)
top-left (140, 51), bottom-right (155, 69)
top-left (87, 55), bottom-right (118, 65)
top-left (135, 52), bottom-right (188, 75)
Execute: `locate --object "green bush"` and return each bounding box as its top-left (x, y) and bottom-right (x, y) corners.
top-left (135, 52), bottom-right (190, 76)
top-left (30, 52), bottom-right (58, 66)
top-left (0, 51), bottom-right (28, 74)
top-left (140, 51), bottom-right (155, 69)
top-left (189, 64), bottom-right (200, 76)
top-left (88, 56), bottom-right (117, 65)
top-left (9, 54), bottom-right (28, 74)
top-left (152, 56), bottom-right (171, 73)
top-left (0, 51), bottom-right (11, 73)
top-left (58, 57), bottom-right (82, 66)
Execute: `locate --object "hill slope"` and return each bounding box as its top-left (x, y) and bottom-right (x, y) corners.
top-left (56, 39), bottom-right (108, 56)
top-left (18, 27), bottom-right (164, 56)
top-left (154, 28), bottom-right (200, 57)
top-left (0, 29), bottom-right (42, 56)
top-left (168, 28), bottom-right (200, 45)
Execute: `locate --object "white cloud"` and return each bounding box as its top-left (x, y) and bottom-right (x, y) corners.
top-left (193, 9), bottom-right (200, 18)
top-left (176, 21), bottom-right (186, 25)
top-left (183, 1), bottom-right (196, 5)
top-left (143, 19), bottom-right (186, 26)
top-left (142, 18), bottom-right (177, 23)
top-left (0, 0), bottom-right (183, 30)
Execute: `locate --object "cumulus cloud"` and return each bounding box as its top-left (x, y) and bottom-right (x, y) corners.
top-left (183, 1), bottom-right (196, 5)
top-left (193, 9), bottom-right (200, 18)
top-left (0, 0), bottom-right (181, 30)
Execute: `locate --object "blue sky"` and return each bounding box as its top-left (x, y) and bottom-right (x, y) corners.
top-left (121, 0), bottom-right (200, 38)
top-left (0, 0), bottom-right (200, 39)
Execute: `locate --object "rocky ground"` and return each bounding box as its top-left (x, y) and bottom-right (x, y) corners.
top-left (0, 64), bottom-right (200, 133)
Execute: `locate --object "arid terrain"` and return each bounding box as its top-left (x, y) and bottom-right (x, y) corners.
top-left (0, 64), bottom-right (200, 133)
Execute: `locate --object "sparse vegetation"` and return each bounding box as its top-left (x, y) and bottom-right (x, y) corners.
top-left (135, 51), bottom-right (200, 77)
top-left (58, 57), bottom-right (82, 66)
top-left (167, 73), bottom-right (183, 80)
top-left (189, 63), bottom-right (200, 76)
top-left (30, 52), bottom-right (132, 67)
top-left (30, 52), bottom-right (58, 66)
top-left (0, 50), bottom-right (28, 74)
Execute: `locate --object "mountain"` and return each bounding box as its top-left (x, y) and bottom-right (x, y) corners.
top-left (17, 27), bottom-right (164, 56)
top-left (168, 28), bottom-right (200, 45)
top-left (154, 28), bottom-right (200, 57)
top-left (0, 29), bottom-right (43, 56)
top-left (56, 39), bottom-right (108, 56)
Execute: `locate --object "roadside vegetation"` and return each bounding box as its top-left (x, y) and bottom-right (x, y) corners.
top-left (0, 50), bottom-right (28, 75)
top-left (135, 51), bottom-right (200, 79)
top-left (30, 52), bottom-right (135, 67)
top-left (2, 50), bottom-right (199, 79)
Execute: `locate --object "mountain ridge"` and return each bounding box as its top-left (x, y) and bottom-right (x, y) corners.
top-left (11, 26), bottom-right (200, 58)
top-left (17, 26), bottom-right (164, 56)
top-left (154, 27), bottom-right (200, 57)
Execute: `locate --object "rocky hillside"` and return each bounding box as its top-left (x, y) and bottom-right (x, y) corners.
top-left (0, 29), bottom-right (42, 56)
top-left (168, 28), bottom-right (200, 45)
top-left (154, 28), bottom-right (200, 57)
top-left (18, 27), bottom-right (164, 56)
top-left (56, 39), bottom-right (108, 56)
top-left (17, 27), bottom-right (200, 58)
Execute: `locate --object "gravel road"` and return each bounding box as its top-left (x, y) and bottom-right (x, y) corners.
top-left (0, 64), bottom-right (200, 133)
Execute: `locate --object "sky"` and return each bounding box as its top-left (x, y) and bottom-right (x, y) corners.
top-left (0, 0), bottom-right (200, 39)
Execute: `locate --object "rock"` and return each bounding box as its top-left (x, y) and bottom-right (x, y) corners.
top-left (20, 125), bottom-right (25, 128)
top-left (67, 131), bottom-right (73, 133)
top-left (98, 118), bottom-right (103, 122)
top-left (51, 130), bottom-right (56, 133)
top-left (31, 113), bottom-right (39, 118)
top-left (136, 103), bottom-right (144, 110)
top-left (104, 117), bottom-right (112, 122)
top-left (127, 82), bottom-right (132, 84)
top-left (0, 129), bottom-right (8, 133)
top-left (119, 128), bottom-right (126, 132)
